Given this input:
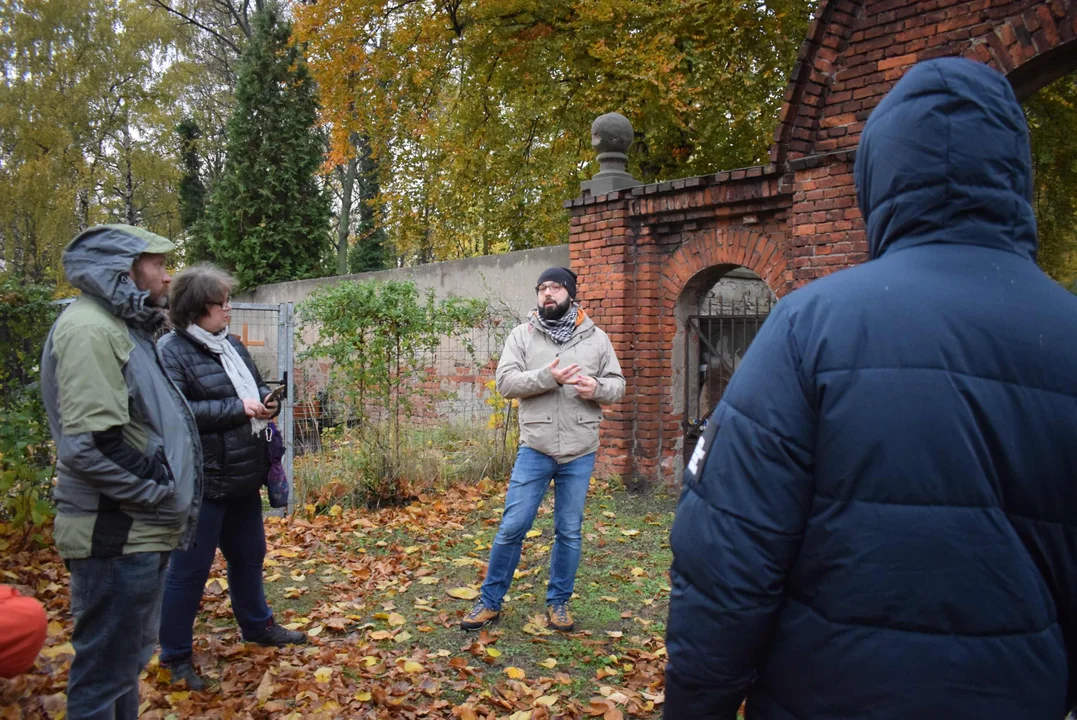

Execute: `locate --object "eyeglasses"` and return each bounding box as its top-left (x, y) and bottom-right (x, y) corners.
top-left (536, 282), bottom-right (564, 294)
top-left (208, 300), bottom-right (232, 310)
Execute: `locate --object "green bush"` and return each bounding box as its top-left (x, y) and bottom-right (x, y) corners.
top-left (295, 419), bottom-right (518, 511)
top-left (296, 278), bottom-right (509, 507)
top-left (0, 277), bottom-right (61, 545)
top-left (0, 402), bottom-right (55, 547)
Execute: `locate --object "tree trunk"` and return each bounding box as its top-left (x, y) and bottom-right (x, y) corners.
top-left (76, 189), bottom-right (90, 232)
top-left (336, 156), bottom-right (357, 275)
top-left (123, 122), bottom-right (136, 225)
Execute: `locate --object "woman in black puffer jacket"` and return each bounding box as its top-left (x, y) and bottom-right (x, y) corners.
top-left (157, 264), bottom-right (304, 690)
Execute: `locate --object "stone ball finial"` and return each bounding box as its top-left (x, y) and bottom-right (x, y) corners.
top-left (591, 112), bottom-right (634, 155)
top-left (580, 111), bottom-right (639, 197)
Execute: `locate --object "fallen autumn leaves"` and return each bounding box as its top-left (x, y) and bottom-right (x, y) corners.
top-left (0, 480), bottom-right (673, 719)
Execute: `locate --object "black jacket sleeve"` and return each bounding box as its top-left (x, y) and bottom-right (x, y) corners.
top-left (92, 426), bottom-right (172, 486)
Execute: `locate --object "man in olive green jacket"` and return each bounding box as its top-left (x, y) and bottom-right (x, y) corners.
top-left (462, 267), bottom-right (625, 633)
top-left (40, 225), bottom-right (201, 720)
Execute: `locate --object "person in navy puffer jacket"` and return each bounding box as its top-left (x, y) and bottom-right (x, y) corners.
top-left (664, 57), bottom-right (1077, 720)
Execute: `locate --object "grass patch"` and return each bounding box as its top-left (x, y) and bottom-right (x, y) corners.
top-left (177, 479), bottom-right (675, 718)
top-left (5, 475), bottom-right (678, 719)
top-left (278, 481), bottom-right (672, 704)
top-left (294, 420), bottom-right (518, 510)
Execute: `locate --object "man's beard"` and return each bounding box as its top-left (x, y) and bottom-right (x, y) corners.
top-left (147, 293), bottom-right (169, 309)
top-left (539, 296), bottom-right (571, 321)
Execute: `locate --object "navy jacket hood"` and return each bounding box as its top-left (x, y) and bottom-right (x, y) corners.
top-left (855, 58), bottom-right (1038, 261)
top-left (665, 58), bottom-right (1077, 720)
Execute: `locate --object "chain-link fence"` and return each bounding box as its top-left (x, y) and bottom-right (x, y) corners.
top-left (288, 312), bottom-right (523, 508)
top-left (291, 320), bottom-right (512, 452)
top-left (229, 302), bottom-right (295, 514)
top-left (53, 294), bottom-right (524, 511)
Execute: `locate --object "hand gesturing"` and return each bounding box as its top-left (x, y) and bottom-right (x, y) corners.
top-left (549, 357), bottom-right (580, 385)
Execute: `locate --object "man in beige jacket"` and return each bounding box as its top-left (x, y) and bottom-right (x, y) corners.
top-left (462, 267), bottom-right (625, 632)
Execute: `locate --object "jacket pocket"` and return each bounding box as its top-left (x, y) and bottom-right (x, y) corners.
top-left (141, 435), bottom-right (185, 524)
top-left (577, 412), bottom-right (600, 429)
top-left (519, 413), bottom-right (553, 433)
top-left (518, 404), bottom-right (554, 427)
top-left (518, 408), bottom-right (553, 454)
top-left (567, 412), bottom-right (601, 458)
top-left (202, 434), bottom-right (222, 476)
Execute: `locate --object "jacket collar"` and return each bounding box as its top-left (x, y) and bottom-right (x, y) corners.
top-left (173, 326), bottom-right (236, 357)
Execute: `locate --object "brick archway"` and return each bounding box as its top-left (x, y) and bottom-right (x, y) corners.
top-left (659, 227), bottom-right (787, 302)
top-left (660, 229), bottom-right (785, 476)
top-left (772, 0), bottom-right (1077, 292)
top-left (659, 228), bottom-right (787, 431)
top-left (963, 9), bottom-right (1077, 99)
top-left (567, 0), bottom-right (1077, 485)
top-left (772, 0), bottom-right (1077, 167)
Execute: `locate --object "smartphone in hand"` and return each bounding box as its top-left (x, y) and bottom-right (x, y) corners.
top-left (264, 384), bottom-right (286, 406)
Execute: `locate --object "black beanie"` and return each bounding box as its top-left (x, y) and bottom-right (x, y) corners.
top-left (536, 267), bottom-right (577, 299)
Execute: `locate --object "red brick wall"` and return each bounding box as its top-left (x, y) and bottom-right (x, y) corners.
top-left (773, 0), bottom-right (1077, 163)
top-left (570, 195), bottom-right (636, 480)
top-left (568, 170), bottom-right (793, 483)
top-left (571, 0), bottom-right (1076, 484)
top-left (790, 159), bottom-right (867, 288)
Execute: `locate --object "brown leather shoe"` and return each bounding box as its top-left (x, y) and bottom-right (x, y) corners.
top-left (461, 600), bottom-right (500, 630)
top-left (545, 602), bottom-right (574, 632)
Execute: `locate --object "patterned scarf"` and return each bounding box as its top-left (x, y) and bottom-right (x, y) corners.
top-left (532, 303), bottom-right (580, 344)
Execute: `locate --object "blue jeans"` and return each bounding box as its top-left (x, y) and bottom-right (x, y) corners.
top-left (481, 448), bottom-right (596, 611)
top-left (66, 551), bottom-right (169, 720)
top-left (159, 493), bottom-right (272, 663)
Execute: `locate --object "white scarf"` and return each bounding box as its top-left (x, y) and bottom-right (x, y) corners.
top-left (186, 324), bottom-right (267, 436)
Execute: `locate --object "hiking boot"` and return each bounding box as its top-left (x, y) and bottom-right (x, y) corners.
top-left (163, 657), bottom-right (206, 691)
top-left (245, 620), bottom-right (307, 647)
top-left (460, 600), bottom-right (500, 630)
top-left (546, 602), bottom-right (574, 632)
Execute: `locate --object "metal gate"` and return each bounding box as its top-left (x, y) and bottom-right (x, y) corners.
top-left (230, 302), bottom-right (296, 514)
top-left (683, 295), bottom-right (774, 459)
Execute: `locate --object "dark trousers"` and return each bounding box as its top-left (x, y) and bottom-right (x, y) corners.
top-left (66, 551), bottom-right (169, 720)
top-left (159, 493), bottom-right (272, 662)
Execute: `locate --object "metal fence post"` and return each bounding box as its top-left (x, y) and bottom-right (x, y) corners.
top-left (275, 301), bottom-right (288, 515)
top-left (283, 302), bottom-right (296, 515)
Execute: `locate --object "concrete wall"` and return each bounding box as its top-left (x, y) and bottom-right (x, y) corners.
top-left (236, 244), bottom-right (570, 320)
top-left (237, 245), bottom-right (571, 447)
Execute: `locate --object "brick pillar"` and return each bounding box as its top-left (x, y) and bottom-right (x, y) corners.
top-left (628, 223), bottom-right (668, 485)
top-left (567, 191), bottom-right (638, 483)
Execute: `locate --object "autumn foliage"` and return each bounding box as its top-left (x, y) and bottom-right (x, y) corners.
top-left (2, 480), bottom-right (680, 719)
top-left (293, 0), bottom-right (815, 263)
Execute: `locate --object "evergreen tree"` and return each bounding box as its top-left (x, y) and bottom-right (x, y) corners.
top-left (176, 117), bottom-right (208, 260)
top-left (197, 2), bottom-right (330, 289)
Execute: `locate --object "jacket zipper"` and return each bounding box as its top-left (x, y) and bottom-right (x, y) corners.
top-left (551, 327), bottom-right (595, 456)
